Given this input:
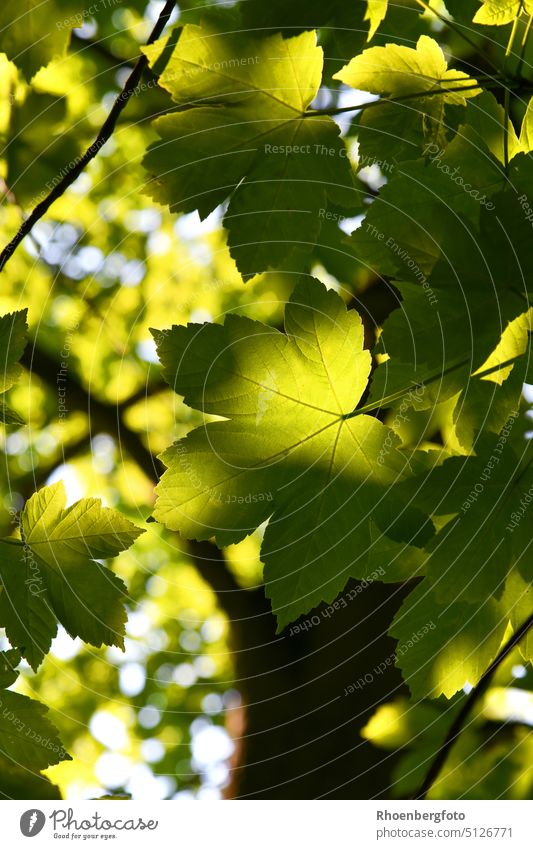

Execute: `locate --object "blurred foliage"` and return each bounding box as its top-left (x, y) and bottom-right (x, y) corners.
top-left (363, 651), bottom-right (533, 799)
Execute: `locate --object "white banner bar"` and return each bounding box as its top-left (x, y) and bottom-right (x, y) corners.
top-left (2, 800), bottom-right (532, 847)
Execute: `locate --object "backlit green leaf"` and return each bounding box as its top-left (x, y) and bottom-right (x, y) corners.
top-left (152, 278), bottom-right (430, 629)
top-left (0, 688), bottom-right (71, 770)
top-left (142, 27), bottom-right (355, 279)
top-left (473, 0), bottom-right (533, 26)
top-left (0, 483), bottom-right (144, 667)
top-left (0, 1), bottom-right (82, 81)
top-left (365, 0), bottom-right (388, 40)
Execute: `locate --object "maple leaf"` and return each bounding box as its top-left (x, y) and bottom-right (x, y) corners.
top-left (152, 278), bottom-right (430, 629)
top-left (0, 482), bottom-right (144, 669)
top-left (142, 27), bottom-right (356, 279)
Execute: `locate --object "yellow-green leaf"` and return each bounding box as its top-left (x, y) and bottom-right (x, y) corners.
top-left (333, 34), bottom-right (480, 103)
top-left (473, 0), bottom-right (533, 26)
top-left (142, 26), bottom-right (356, 279)
top-left (365, 0), bottom-right (388, 40)
top-left (152, 278), bottom-right (430, 629)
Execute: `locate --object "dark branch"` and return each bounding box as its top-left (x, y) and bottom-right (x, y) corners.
top-left (21, 344), bottom-right (162, 482)
top-left (415, 610), bottom-right (533, 799)
top-left (184, 539), bottom-right (265, 627)
top-left (118, 378), bottom-right (169, 411)
top-left (0, 0), bottom-right (176, 273)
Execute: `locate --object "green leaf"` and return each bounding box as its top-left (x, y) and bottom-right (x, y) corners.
top-left (349, 128), bottom-right (504, 278)
top-left (399, 430), bottom-right (533, 605)
top-left (142, 26), bottom-right (355, 279)
top-left (23, 481), bottom-right (144, 560)
top-left (0, 483), bottom-right (144, 668)
top-left (0, 309), bottom-right (27, 427)
top-left (481, 331), bottom-right (527, 381)
top-left (0, 309), bottom-right (27, 394)
top-left (452, 365), bottom-right (524, 451)
top-left (352, 101), bottom-right (429, 169)
top-left (43, 559), bottom-right (127, 652)
top-left (473, 0), bottom-right (533, 26)
top-left (0, 541), bottom-right (58, 672)
top-left (368, 281), bottom-right (528, 424)
top-left (462, 91), bottom-right (522, 163)
top-left (224, 118), bottom-right (356, 280)
top-left (142, 26), bottom-right (321, 113)
top-left (480, 152), bottom-right (533, 296)
top-left (391, 579), bottom-right (507, 698)
top-left (501, 569), bottom-right (533, 662)
top-left (0, 650), bottom-right (22, 689)
top-left (0, 402), bottom-right (25, 426)
top-left (365, 0), bottom-right (388, 40)
top-left (21, 482), bottom-right (144, 650)
top-left (0, 756), bottom-right (62, 800)
top-left (0, 688), bottom-right (70, 770)
top-left (385, 419), bottom-right (533, 698)
top-left (519, 96), bottom-right (533, 151)
top-left (336, 35), bottom-right (481, 163)
top-left (0, 1), bottom-right (81, 81)
top-left (5, 91), bottom-right (83, 209)
top-left (152, 278), bottom-right (430, 629)
top-left (348, 127), bottom-right (528, 420)
top-left (334, 35), bottom-right (479, 101)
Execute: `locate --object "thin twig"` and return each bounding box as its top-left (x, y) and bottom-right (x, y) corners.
top-left (414, 610), bottom-right (533, 799)
top-left (0, 0), bottom-right (176, 273)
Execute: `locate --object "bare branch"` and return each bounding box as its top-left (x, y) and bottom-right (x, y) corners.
top-left (0, 0), bottom-right (176, 272)
top-left (415, 610), bottom-right (533, 799)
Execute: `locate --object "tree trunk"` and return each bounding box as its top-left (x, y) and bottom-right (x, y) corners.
top-left (228, 579), bottom-right (409, 799)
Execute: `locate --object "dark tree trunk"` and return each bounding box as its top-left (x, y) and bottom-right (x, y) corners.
top-left (226, 579), bottom-right (409, 799)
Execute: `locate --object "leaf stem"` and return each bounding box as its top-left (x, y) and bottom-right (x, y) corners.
top-left (308, 80), bottom-right (507, 118)
top-left (0, 0), bottom-right (176, 274)
top-left (506, 10), bottom-right (521, 58)
top-left (414, 609), bottom-right (533, 799)
top-left (517, 10), bottom-right (533, 78)
top-left (343, 353), bottom-right (525, 419)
